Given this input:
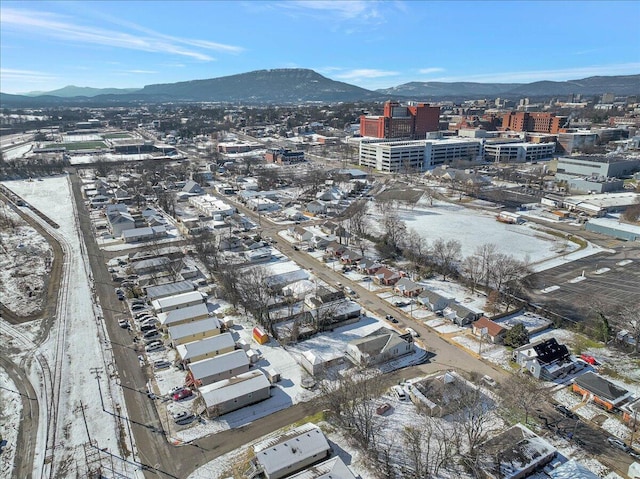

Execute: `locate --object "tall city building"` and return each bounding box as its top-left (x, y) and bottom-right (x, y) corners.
top-left (501, 111), bottom-right (567, 134)
top-left (360, 101), bottom-right (440, 139)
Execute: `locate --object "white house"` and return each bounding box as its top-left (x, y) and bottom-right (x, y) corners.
top-left (167, 317), bottom-right (221, 346)
top-left (157, 302), bottom-right (209, 328)
top-left (199, 369), bottom-right (271, 417)
top-left (151, 291), bottom-right (206, 313)
top-left (188, 349), bottom-right (250, 386)
top-left (176, 332), bottom-right (234, 364)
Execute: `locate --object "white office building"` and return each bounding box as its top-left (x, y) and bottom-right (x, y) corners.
top-left (483, 141), bottom-right (556, 163)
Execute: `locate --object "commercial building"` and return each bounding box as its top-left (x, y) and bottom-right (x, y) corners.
top-left (265, 148), bottom-right (305, 164)
top-left (360, 101), bottom-right (440, 139)
top-left (484, 141), bottom-right (556, 163)
top-left (358, 138), bottom-right (481, 172)
top-left (556, 156), bottom-right (640, 178)
top-left (502, 111), bottom-right (567, 134)
top-left (557, 131), bottom-right (598, 154)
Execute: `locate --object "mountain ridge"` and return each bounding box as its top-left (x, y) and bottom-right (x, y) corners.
top-left (2, 69), bottom-right (638, 107)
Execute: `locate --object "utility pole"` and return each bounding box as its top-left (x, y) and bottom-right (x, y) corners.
top-left (90, 367), bottom-right (105, 412)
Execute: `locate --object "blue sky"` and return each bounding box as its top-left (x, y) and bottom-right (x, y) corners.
top-left (1, 1), bottom-right (639, 94)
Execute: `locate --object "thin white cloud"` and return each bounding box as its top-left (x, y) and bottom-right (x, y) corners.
top-left (334, 69), bottom-right (399, 80)
top-left (0, 7), bottom-right (243, 62)
top-left (120, 70), bottom-right (158, 75)
top-left (418, 67), bottom-right (445, 75)
top-left (432, 63), bottom-right (640, 83)
top-left (275, 0), bottom-right (384, 27)
top-left (1, 68), bottom-right (58, 82)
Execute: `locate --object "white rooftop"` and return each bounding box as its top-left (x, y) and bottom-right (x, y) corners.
top-left (176, 332), bottom-right (234, 361)
top-left (152, 291), bottom-right (204, 312)
top-left (188, 349), bottom-right (249, 380)
top-left (167, 317), bottom-right (221, 342)
top-left (200, 369), bottom-right (270, 408)
top-left (157, 302), bottom-right (209, 326)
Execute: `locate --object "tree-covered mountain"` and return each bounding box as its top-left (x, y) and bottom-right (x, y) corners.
top-left (377, 74), bottom-right (640, 99)
top-left (137, 68), bottom-right (383, 103)
top-left (1, 70), bottom-right (638, 108)
top-left (23, 85), bottom-right (141, 98)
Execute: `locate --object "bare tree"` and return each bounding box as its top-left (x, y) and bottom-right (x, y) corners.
top-left (236, 266), bottom-right (275, 334)
top-left (462, 255), bottom-right (484, 294)
top-left (341, 199), bottom-right (369, 239)
top-left (475, 243), bottom-right (498, 291)
top-left (616, 303), bottom-right (640, 353)
top-left (501, 372), bottom-right (545, 425)
top-left (431, 238), bottom-right (462, 281)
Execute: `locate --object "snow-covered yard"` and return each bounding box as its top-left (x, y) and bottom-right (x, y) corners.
top-left (0, 200), bottom-right (52, 317)
top-left (2, 176), bottom-right (137, 477)
top-left (0, 368), bottom-right (22, 478)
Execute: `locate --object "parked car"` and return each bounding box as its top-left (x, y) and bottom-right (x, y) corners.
top-left (131, 304), bottom-right (147, 312)
top-left (385, 314), bottom-right (398, 323)
top-left (391, 385), bottom-right (407, 401)
top-left (172, 411), bottom-right (194, 423)
top-left (394, 300), bottom-right (410, 307)
top-left (143, 333), bottom-right (161, 343)
top-left (145, 341), bottom-right (164, 352)
top-left (137, 355), bottom-right (146, 367)
top-left (118, 319), bottom-right (130, 329)
top-left (173, 388), bottom-right (193, 401)
top-left (405, 327), bottom-right (419, 338)
top-left (293, 245), bottom-right (299, 251)
top-left (140, 318), bottom-right (158, 327)
top-left (135, 312), bottom-right (153, 320)
top-left (607, 437), bottom-right (631, 452)
top-left (141, 324), bottom-right (158, 333)
top-left (481, 375), bottom-right (497, 388)
top-left (153, 360), bottom-right (172, 370)
top-left (555, 404), bottom-right (577, 419)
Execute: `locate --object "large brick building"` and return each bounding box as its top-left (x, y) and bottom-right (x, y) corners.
top-left (360, 101), bottom-right (440, 139)
top-left (502, 111), bottom-right (567, 134)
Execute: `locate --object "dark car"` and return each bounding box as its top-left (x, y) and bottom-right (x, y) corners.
top-left (385, 314), bottom-right (398, 323)
top-left (555, 404), bottom-right (577, 420)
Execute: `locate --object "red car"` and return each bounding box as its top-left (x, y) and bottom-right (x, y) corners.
top-left (172, 388), bottom-right (193, 401)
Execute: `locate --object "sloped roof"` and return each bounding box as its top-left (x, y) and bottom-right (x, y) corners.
top-left (350, 327), bottom-right (408, 356)
top-left (473, 316), bottom-right (506, 337)
top-left (575, 371), bottom-right (630, 402)
top-left (532, 338), bottom-right (570, 365)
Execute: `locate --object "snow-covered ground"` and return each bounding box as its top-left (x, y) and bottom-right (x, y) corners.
top-left (0, 368), bottom-right (22, 477)
top-left (0, 200), bottom-right (52, 316)
top-left (390, 201), bottom-right (570, 262)
top-left (2, 176), bottom-right (137, 477)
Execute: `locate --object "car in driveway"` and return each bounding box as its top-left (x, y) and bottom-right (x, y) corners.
top-left (140, 324), bottom-right (157, 333)
top-left (173, 388), bottom-right (193, 401)
top-left (607, 437), bottom-right (631, 452)
top-left (172, 410), bottom-right (195, 423)
top-left (555, 404), bottom-right (577, 419)
top-left (405, 327), bottom-right (419, 338)
top-left (143, 334), bottom-right (161, 345)
top-left (145, 341), bottom-right (164, 352)
top-left (131, 304), bottom-right (148, 312)
top-left (394, 300), bottom-right (410, 307)
top-left (481, 375), bottom-right (497, 388)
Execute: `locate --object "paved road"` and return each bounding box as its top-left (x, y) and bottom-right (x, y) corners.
top-left (0, 355), bottom-right (39, 479)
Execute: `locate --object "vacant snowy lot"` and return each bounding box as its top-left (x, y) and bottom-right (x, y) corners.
top-left (0, 368), bottom-right (22, 478)
top-left (2, 176), bottom-right (136, 477)
top-left (0, 200), bottom-right (52, 316)
top-left (392, 201), bottom-right (571, 262)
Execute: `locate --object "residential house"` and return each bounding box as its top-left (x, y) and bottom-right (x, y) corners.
top-left (316, 186), bottom-right (345, 201)
top-left (306, 200), bottom-right (327, 216)
top-left (145, 280), bottom-right (196, 302)
top-left (187, 349), bottom-right (250, 387)
top-left (477, 423), bottom-right (556, 479)
top-left (168, 317), bottom-right (221, 346)
top-left (152, 291), bottom-right (206, 313)
top-left (417, 289), bottom-right (453, 312)
top-left (199, 369), bottom-right (271, 417)
top-left (182, 180), bottom-right (204, 195)
top-left (298, 350), bottom-right (343, 377)
top-left (339, 249), bottom-right (362, 265)
top-left (621, 397), bottom-right (640, 429)
top-left (346, 327), bottom-right (413, 367)
top-left (472, 316), bottom-right (506, 344)
top-left (219, 235), bottom-right (244, 251)
top-left (572, 371), bottom-right (633, 411)
top-left (253, 423), bottom-right (331, 479)
top-left (157, 302), bottom-right (210, 328)
top-left (287, 456), bottom-right (357, 479)
top-left (394, 277), bottom-right (424, 297)
top-left (121, 225), bottom-right (167, 243)
top-left (325, 241), bottom-right (348, 257)
top-left (282, 207), bottom-right (307, 222)
top-left (441, 302), bottom-right (482, 326)
top-left (374, 266), bottom-right (402, 286)
top-left (289, 225), bottom-right (314, 243)
top-left (320, 221), bottom-right (348, 239)
top-left (176, 331), bottom-right (234, 365)
top-left (108, 211), bottom-right (136, 237)
top-left (407, 371), bottom-right (485, 417)
top-left (130, 256), bottom-right (173, 275)
top-left (513, 338), bottom-right (575, 380)
top-left (356, 258), bottom-right (383, 275)
top-left (113, 187), bottom-right (132, 204)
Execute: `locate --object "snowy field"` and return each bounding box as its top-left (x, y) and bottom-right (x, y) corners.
top-left (0, 368), bottom-right (22, 477)
top-left (2, 176), bottom-right (137, 477)
top-left (394, 201), bottom-right (570, 262)
top-left (0, 200), bottom-right (52, 316)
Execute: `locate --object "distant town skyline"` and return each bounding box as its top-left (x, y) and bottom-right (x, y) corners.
top-left (1, 0), bottom-right (639, 94)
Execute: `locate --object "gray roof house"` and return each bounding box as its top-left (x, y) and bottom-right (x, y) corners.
top-left (346, 327), bottom-right (414, 367)
top-left (253, 423), bottom-right (331, 479)
top-left (199, 369), bottom-right (271, 417)
top-left (182, 180), bottom-right (204, 194)
top-left (442, 302), bottom-right (482, 326)
top-left (417, 289), bottom-right (453, 312)
top-left (188, 349), bottom-right (250, 386)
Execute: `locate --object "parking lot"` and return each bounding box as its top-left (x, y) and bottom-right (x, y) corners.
top-left (526, 249), bottom-right (640, 321)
